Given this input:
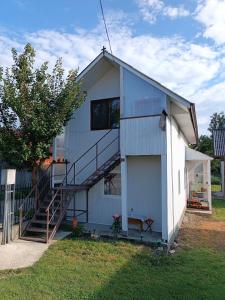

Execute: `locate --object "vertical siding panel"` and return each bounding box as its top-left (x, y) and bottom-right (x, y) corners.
top-left (121, 116), bottom-right (165, 155)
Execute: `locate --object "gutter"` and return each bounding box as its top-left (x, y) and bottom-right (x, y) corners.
top-left (189, 103), bottom-right (199, 145)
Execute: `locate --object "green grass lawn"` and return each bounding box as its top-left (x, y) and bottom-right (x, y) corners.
top-left (211, 184), bottom-right (222, 192)
top-left (1, 199), bottom-right (225, 300)
top-left (0, 238), bottom-right (225, 300)
top-left (212, 198), bottom-right (225, 221)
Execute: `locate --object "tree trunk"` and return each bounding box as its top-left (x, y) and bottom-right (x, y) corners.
top-left (32, 164), bottom-right (38, 186)
top-left (32, 163), bottom-right (40, 210)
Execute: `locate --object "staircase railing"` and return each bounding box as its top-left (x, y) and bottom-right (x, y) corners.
top-left (19, 163), bottom-right (53, 237)
top-left (71, 128), bottom-right (120, 185)
top-left (45, 128), bottom-right (120, 242)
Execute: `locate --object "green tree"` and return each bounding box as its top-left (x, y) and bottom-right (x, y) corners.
top-left (196, 112), bottom-right (225, 180)
top-left (195, 134), bottom-right (220, 178)
top-left (197, 135), bottom-right (213, 156)
top-left (208, 112), bottom-right (225, 135)
top-left (0, 43), bottom-right (84, 173)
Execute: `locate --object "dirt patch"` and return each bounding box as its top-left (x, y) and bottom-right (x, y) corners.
top-left (177, 212), bottom-right (225, 251)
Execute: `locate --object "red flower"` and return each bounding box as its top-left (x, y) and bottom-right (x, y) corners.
top-left (113, 214), bottom-right (120, 221)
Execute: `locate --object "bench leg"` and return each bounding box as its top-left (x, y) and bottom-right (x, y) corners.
top-left (145, 224), bottom-right (152, 232)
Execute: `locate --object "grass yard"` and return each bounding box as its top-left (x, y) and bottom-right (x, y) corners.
top-left (211, 184), bottom-right (222, 192)
top-left (0, 199), bottom-right (225, 300)
top-left (212, 198), bottom-right (225, 221)
top-left (0, 239), bottom-right (225, 300)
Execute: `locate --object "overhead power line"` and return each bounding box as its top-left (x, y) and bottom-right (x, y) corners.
top-left (99, 0), bottom-right (113, 54)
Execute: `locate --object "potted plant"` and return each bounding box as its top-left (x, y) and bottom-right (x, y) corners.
top-left (112, 214), bottom-right (121, 238)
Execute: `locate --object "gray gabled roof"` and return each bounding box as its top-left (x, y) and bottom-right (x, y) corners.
top-left (186, 147), bottom-right (213, 161)
top-left (78, 51), bottom-right (193, 107)
top-left (213, 129), bottom-right (225, 157)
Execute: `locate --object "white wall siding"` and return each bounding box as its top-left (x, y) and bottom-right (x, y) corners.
top-left (121, 116), bottom-right (166, 156)
top-left (64, 65), bottom-right (121, 225)
top-left (127, 156), bottom-right (162, 232)
top-left (166, 116), bottom-right (187, 241)
top-left (65, 66), bottom-right (120, 165)
top-left (67, 172), bottom-right (121, 225)
top-left (122, 69), bottom-right (167, 118)
top-left (88, 179), bottom-right (121, 225)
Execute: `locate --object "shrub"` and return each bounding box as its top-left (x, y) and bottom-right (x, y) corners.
top-left (72, 224), bottom-right (84, 237)
top-left (211, 176), bottom-right (221, 185)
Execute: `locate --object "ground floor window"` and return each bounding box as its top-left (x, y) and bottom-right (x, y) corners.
top-left (104, 173), bottom-right (121, 195)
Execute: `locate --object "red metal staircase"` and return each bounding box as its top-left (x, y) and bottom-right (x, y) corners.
top-left (19, 129), bottom-right (120, 243)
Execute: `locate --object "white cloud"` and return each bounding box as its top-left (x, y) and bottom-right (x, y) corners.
top-left (0, 16), bottom-right (224, 135)
top-left (0, 35), bottom-right (23, 67)
top-left (137, 0), bottom-right (190, 23)
top-left (195, 0), bottom-right (225, 45)
top-left (163, 6), bottom-right (190, 19)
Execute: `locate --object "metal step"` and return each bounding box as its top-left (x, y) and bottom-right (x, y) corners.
top-left (39, 206), bottom-right (61, 212)
top-left (26, 226), bottom-right (52, 233)
top-left (20, 236), bottom-right (46, 243)
top-left (31, 219), bottom-right (57, 226)
top-left (81, 154), bottom-right (120, 187)
top-left (35, 212), bottom-right (60, 217)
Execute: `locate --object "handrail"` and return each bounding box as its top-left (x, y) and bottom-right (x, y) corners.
top-left (19, 162), bottom-right (53, 211)
top-left (45, 127), bottom-right (120, 242)
top-left (73, 135), bottom-right (119, 180)
top-left (19, 162), bottom-right (53, 237)
top-left (46, 128), bottom-right (119, 211)
top-left (73, 128), bottom-right (114, 165)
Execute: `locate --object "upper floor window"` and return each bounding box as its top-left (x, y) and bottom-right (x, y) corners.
top-left (91, 98), bottom-right (120, 130)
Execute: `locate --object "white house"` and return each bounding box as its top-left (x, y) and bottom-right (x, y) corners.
top-left (20, 50), bottom-right (212, 244)
top-left (51, 50), bottom-right (212, 244)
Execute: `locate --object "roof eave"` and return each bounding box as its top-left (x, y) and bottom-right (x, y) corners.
top-left (189, 103), bottom-right (199, 145)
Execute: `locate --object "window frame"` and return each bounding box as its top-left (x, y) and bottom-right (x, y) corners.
top-left (103, 171), bottom-right (121, 197)
top-left (90, 97), bottom-right (120, 131)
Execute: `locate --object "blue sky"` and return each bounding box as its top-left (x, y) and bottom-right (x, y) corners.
top-left (0, 0), bottom-right (225, 135)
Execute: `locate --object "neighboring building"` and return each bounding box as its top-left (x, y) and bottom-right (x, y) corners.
top-left (213, 129), bottom-right (225, 196)
top-left (20, 50), bottom-right (212, 244)
top-left (0, 161), bottom-right (32, 186)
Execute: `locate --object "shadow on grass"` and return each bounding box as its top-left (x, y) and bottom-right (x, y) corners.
top-left (0, 235), bottom-right (225, 300)
top-left (87, 237), bottom-right (225, 300)
top-left (212, 198), bottom-right (225, 221)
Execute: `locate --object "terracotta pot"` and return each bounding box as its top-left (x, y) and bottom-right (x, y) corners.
top-left (72, 217), bottom-right (78, 230)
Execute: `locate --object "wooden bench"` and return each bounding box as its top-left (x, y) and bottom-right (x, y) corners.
top-left (128, 217), bottom-right (144, 231)
top-left (128, 216), bottom-right (154, 232)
